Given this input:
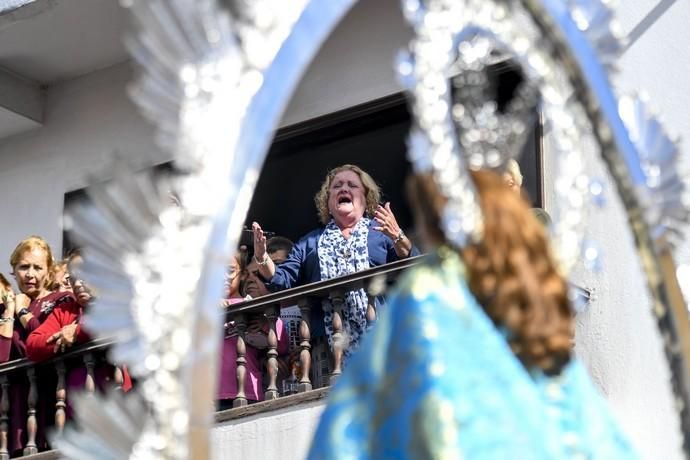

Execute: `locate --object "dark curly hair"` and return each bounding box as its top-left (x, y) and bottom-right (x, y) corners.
top-left (409, 170), bottom-right (573, 374)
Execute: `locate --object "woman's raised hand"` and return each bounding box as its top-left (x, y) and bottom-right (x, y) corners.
top-left (373, 202), bottom-right (402, 240)
top-left (252, 221), bottom-right (268, 261)
top-left (1, 287), bottom-right (15, 317)
top-left (1, 288), bottom-right (14, 306)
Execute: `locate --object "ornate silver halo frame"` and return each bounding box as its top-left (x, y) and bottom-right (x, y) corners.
top-left (57, 0), bottom-right (690, 458)
top-left (400, 0), bottom-right (690, 454)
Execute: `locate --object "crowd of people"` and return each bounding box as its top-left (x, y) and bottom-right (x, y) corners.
top-left (0, 164), bottom-right (424, 448)
top-left (0, 160), bottom-right (539, 457)
top-left (0, 236), bottom-right (132, 455)
top-left (0, 165), bottom-right (422, 443)
top-left (0, 153), bottom-right (573, 460)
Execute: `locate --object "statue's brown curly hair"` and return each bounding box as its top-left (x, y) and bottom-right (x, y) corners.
top-left (410, 170), bottom-right (573, 374)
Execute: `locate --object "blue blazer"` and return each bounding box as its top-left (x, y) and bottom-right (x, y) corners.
top-left (268, 220), bottom-right (420, 335)
top-left (269, 219), bottom-right (419, 291)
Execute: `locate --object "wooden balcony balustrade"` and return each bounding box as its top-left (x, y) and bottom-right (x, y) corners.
top-left (0, 256), bottom-right (420, 458)
top-left (222, 254), bottom-right (591, 407)
top-left (223, 255), bottom-right (423, 407)
top-left (0, 254), bottom-right (591, 457)
top-left (0, 338), bottom-right (117, 459)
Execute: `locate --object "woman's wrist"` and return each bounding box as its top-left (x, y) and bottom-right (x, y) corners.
top-left (392, 231), bottom-right (412, 258)
top-left (18, 311), bottom-right (33, 328)
top-left (259, 258), bottom-right (275, 280)
top-left (254, 253), bottom-right (270, 266)
top-left (3, 298), bottom-right (15, 317)
top-left (393, 229), bottom-right (406, 245)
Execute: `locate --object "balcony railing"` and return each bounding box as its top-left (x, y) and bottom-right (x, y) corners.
top-left (223, 255), bottom-right (424, 406)
top-left (222, 253), bottom-right (591, 407)
top-left (0, 254), bottom-right (591, 457)
top-left (0, 337), bottom-right (116, 459)
top-left (0, 256), bottom-right (419, 458)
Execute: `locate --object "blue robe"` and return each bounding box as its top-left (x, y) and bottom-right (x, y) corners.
top-left (308, 249), bottom-right (639, 459)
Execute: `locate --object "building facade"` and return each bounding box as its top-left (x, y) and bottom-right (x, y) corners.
top-left (0, 0), bottom-right (688, 458)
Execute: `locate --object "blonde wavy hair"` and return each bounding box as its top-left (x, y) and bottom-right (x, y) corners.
top-left (10, 236), bottom-right (55, 279)
top-left (314, 164), bottom-right (381, 225)
top-left (410, 170), bottom-right (573, 374)
top-left (49, 261), bottom-right (69, 291)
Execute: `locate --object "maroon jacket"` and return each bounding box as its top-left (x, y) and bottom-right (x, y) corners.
top-left (0, 291), bottom-right (74, 363)
top-left (26, 295), bottom-right (89, 363)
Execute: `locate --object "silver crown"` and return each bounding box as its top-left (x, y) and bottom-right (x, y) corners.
top-left (449, 37), bottom-right (539, 172)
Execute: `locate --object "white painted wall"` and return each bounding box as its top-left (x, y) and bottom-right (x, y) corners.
top-left (616, 0), bottom-right (690, 263)
top-left (282, 0), bottom-right (411, 126)
top-left (0, 0), bottom-right (687, 458)
top-left (542, 2), bottom-right (690, 459)
top-left (0, 62), bottom-right (166, 265)
top-left (0, 0), bottom-right (412, 262)
top-left (543, 134), bottom-right (684, 460)
top-left (212, 401), bottom-right (325, 460)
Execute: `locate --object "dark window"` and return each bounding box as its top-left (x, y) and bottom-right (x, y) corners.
top-left (244, 91), bottom-right (542, 244)
top-left (63, 92), bottom-right (542, 251)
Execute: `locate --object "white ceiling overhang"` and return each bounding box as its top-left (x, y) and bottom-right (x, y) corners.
top-left (0, 0), bottom-right (129, 141)
top-left (0, 65), bottom-right (41, 139)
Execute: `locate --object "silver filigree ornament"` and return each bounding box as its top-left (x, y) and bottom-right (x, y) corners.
top-left (398, 0), bottom-right (599, 274)
top-left (448, 36), bottom-right (539, 171)
top-left (397, 0), bottom-right (483, 248)
top-left (567, 0), bottom-right (625, 71)
top-left (53, 0), bottom-right (690, 458)
top-left (618, 94), bottom-right (690, 248)
top-left (400, 0), bottom-right (690, 456)
top-left (57, 0), bottom-right (311, 458)
top-left (52, 388), bottom-right (148, 460)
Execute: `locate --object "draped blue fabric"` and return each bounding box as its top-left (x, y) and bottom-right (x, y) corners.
top-left (308, 249), bottom-right (639, 459)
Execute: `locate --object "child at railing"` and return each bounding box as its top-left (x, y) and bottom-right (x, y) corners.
top-left (218, 251), bottom-right (250, 409)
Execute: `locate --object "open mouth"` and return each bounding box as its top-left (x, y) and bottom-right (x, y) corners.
top-left (337, 195), bottom-right (352, 204)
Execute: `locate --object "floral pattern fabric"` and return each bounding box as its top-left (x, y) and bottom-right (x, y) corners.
top-left (317, 218), bottom-right (371, 355)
